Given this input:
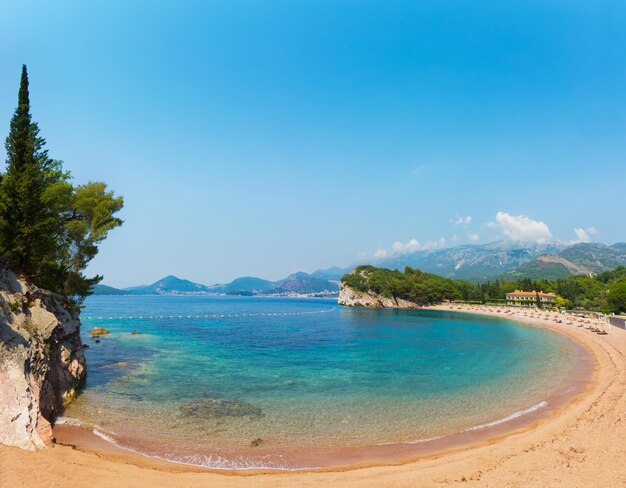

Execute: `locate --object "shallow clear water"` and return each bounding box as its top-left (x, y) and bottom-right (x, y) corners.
top-left (63, 296), bottom-right (582, 469)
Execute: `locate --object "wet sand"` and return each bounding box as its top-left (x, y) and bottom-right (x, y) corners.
top-left (2, 305), bottom-right (625, 487)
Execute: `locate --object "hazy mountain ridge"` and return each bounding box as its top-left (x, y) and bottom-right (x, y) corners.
top-left (375, 241), bottom-right (564, 280)
top-left (208, 277), bottom-right (277, 294)
top-left (502, 243), bottom-right (626, 280)
top-left (91, 284), bottom-right (127, 295)
top-left (93, 272), bottom-right (339, 296)
top-left (502, 254), bottom-right (588, 280)
top-left (123, 275), bottom-right (212, 294)
top-left (558, 243), bottom-right (626, 273)
top-left (268, 272), bottom-right (340, 294)
top-left (93, 241), bottom-right (626, 295)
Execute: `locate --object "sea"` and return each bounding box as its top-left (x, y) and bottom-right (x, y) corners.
top-left (59, 295), bottom-right (588, 469)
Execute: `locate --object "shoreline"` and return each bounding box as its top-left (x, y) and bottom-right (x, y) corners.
top-left (50, 308), bottom-right (593, 472)
top-left (2, 304), bottom-right (625, 486)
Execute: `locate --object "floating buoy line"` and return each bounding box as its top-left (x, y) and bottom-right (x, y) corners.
top-left (83, 307), bottom-right (336, 321)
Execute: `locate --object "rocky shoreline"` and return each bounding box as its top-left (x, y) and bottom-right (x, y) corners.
top-left (338, 284), bottom-right (421, 309)
top-left (0, 261), bottom-right (86, 450)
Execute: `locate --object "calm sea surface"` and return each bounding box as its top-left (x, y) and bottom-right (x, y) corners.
top-left (62, 295), bottom-right (582, 469)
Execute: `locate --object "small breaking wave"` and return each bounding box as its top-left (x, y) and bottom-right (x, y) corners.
top-left (402, 435), bottom-right (444, 445)
top-left (91, 427), bottom-right (311, 470)
top-left (56, 401), bottom-right (548, 470)
top-left (56, 416), bottom-right (311, 470)
top-left (55, 416), bottom-right (88, 427)
top-left (463, 400), bottom-right (548, 432)
top-left (398, 400), bottom-right (548, 445)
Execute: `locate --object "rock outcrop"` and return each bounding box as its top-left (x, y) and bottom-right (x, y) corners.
top-left (338, 284), bottom-right (421, 309)
top-left (90, 326), bottom-right (109, 336)
top-left (0, 261), bottom-right (86, 450)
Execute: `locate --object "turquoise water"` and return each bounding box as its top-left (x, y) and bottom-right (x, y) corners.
top-left (62, 296), bottom-right (582, 469)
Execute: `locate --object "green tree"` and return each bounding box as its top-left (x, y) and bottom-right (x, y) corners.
top-left (62, 182), bottom-right (124, 297)
top-left (35, 180), bottom-right (124, 299)
top-left (0, 66), bottom-right (123, 301)
top-left (554, 295), bottom-right (572, 309)
top-left (607, 280), bottom-right (626, 313)
top-left (0, 65), bottom-right (57, 275)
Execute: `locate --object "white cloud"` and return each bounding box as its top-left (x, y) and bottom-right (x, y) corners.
top-left (392, 238), bottom-right (420, 254)
top-left (374, 248), bottom-right (388, 259)
top-left (369, 236), bottom-right (447, 261)
top-left (421, 237), bottom-right (446, 250)
top-left (494, 211), bottom-right (552, 244)
top-left (485, 221), bottom-right (496, 228)
top-left (468, 233), bottom-right (480, 242)
top-left (574, 228), bottom-right (591, 243)
top-left (573, 226), bottom-right (598, 243)
top-left (450, 215), bottom-right (473, 227)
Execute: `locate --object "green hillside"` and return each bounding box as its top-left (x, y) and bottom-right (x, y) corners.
top-left (124, 275), bottom-right (211, 294)
top-left (502, 243), bottom-right (626, 280)
top-left (341, 264), bottom-right (626, 313)
top-left (91, 284), bottom-right (126, 295)
top-left (341, 265), bottom-right (460, 305)
top-left (558, 243), bottom-right (626, 273)
top-left (503, 254), bottom-right (587, 280)
top-left (209, 276), bottom-right (276, 293)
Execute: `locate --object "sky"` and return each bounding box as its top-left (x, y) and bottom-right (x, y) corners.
top-left (1, 1), bottom-right (625, 287)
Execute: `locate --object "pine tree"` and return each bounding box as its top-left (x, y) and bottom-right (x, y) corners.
top-left (0, 65), bottom-right (57, 275)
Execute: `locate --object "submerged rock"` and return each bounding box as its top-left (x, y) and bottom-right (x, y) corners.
top-left (90, 327), bottom-right (110, 336)
top-left (180, 398), bottom-right (263, 419)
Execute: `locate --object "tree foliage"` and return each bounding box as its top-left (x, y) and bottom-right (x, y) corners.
top-left (0, 66), bottom-right (123, 301)
top-left (0, 65), bottom-right (58, 274)
top-left (607, 280), bottom-right (626, 313)
top-left (342, 265), bottom-right (460, 305)
top-left (342, 265), bottom-right (626, 314)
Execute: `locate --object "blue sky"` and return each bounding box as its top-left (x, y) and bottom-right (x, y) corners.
top-left (1, 1), bottom-right (625, 286)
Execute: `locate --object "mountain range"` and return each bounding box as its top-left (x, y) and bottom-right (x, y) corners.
top-left (93, 241), bottom-right (626, 295)
top-left (374, 241), bottom-right (626, 281)
top-left (92, 272), bottom-right (341, 296)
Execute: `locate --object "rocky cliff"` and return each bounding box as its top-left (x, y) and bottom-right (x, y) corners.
top-left (338, 284), bottom-right (421, 309)
top-left (0, 261), bottom-right (86, 450)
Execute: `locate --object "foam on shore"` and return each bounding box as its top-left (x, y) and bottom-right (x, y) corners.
top-left (55, 399), bottom-right (551, 471)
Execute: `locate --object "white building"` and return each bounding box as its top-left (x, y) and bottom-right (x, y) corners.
top-left (505, 290), bottom-right (556, 307)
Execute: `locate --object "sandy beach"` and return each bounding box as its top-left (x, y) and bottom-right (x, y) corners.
top-left (2, 305), bottom-right (625, 487)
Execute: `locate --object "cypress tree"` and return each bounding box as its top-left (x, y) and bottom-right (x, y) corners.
top-left (0, 65), bottom-right (56, 275)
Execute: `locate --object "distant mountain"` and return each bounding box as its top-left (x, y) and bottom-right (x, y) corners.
top-left (91, 284), bottom-right (126, 295)
top-left (95, 272), bottom-right (338, 296)
top-left (375, 241), bottom-right (563, 281)
top-left (268, 272), bottom-right (340, 294)
top-left (91, 241), bottom-right (626, 295)
top-left (558, 243), bottom-right (626, 273)
top-left (208, 276), bottom-right (277, 294)
top-left (124, 275), bottom-right (211, 295)
top-left (501, 243), bottom-right (626, 280)
top-left (502, 254), bottom-right (586, 280)
top-left (310, 266), bottom-right (350, 281)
